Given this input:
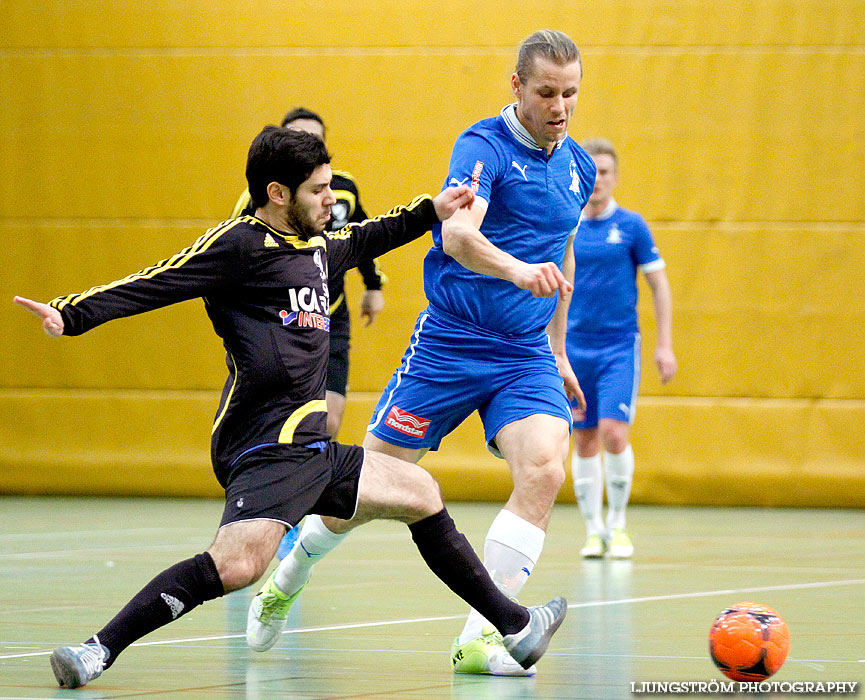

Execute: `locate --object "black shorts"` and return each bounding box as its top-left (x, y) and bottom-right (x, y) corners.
top-left (219, 442), bottom-right (364, 529)
top-left (327, 303), bottom-right (351, 396)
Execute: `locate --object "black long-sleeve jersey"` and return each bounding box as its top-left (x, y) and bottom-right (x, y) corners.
top-left (230, 169), bottom-right (386, 317)
top-left (50, 195), bottom-right (437, 483)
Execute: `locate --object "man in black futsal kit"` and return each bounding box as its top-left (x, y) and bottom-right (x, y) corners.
top-left (231, 107), bottom-right (386, 441)
top-left (14, 126), bottom-right (567, 689)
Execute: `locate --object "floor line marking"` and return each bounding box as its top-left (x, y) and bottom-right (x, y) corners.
top-left (2, 577), bottom-right (862, 661)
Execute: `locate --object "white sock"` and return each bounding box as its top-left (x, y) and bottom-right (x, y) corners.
top-left (572, 453), bottom-right (606, 537)
top-left (273, 515), bottom-right (346, 595)
top-left (458, 509), bottom-right (545, 644)
top-left (604, 445), bottom-right (634, 531)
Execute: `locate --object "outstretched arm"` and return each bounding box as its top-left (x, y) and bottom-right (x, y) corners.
top-left (325, 186), bottom-right (475, 279)
top-left (13, 296), bottom-right (64, 337)
top-left (440, 207), bottom-right (573, 299)
top-left (18, 222), bottom-right (245, 337)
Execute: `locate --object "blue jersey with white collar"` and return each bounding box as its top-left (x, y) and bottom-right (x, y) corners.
top-left (567, 200), bottom-right (665, 338)
top-left (424, 104), bottom-right (596, 337)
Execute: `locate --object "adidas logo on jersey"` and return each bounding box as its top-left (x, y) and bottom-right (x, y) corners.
top-left (161, 593), bottom-right (185, 619)
top-left (264, 233), bottom-right (279, 248)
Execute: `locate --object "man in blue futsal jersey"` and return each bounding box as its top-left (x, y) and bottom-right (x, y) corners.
top-left (567, 138), bottom-right (676, 560)
top-left (247, 29), bottom-right (595, 676)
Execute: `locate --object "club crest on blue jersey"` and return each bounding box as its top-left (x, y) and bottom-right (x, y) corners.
top-left (569, 160), bottom-right (582, 195)
top-left (606, 224), bottom-right (623, 244)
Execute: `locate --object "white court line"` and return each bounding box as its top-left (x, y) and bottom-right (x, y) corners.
top-left (1, 577), bottom-right (863, 661)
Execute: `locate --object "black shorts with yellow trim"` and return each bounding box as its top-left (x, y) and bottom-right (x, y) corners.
top-left (327, 302), bottom-right (351, 396)
top-left (219, 442), bottom-right (363, 529)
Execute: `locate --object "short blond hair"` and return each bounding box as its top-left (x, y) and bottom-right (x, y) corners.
top-left (581, 138), bottom-right (618, 170)
top-left (515, 30), bottom-right (582, 82)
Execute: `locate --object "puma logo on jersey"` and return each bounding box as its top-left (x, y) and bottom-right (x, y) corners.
top-left (511, 161), bottom-right (529, 180)
top-left (264, 233), bottom-right (279, 248)
top-left (449, 177), bottom-right (469, 187)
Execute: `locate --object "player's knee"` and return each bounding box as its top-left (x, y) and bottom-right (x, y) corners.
top-left (600, 424), bottom-right (629, 453)
top-left (544, 461), bottom-right (567, 492)
top-left (414, 472), bottom-right (444, 516)
top-left (515, 459), bottom-right (566, 499)
top-left (397, 470), bottom-right (443, 521)
top-left (213, 553), bottom-right (267, 593)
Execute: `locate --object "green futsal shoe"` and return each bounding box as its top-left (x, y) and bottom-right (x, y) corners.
top-left (608, 529), bottom-right (634, 559)
top-left (580, 532), bottom-right (608, 558)
top-left (451, 625), bottom-right (537, 676)
top-left (246, 573), bottom-right (306, 651)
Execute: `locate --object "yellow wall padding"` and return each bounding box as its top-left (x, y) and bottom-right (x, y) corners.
top-left (4, 391), bottom-right (864, 507)
top-left (2, 1), bottom-right (864, 503)
top-left (0, 391), bottom-right (221, 497)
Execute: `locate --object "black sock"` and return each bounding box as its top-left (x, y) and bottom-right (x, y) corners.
top-left (408, 509), bottom-right (529, 636)
top-left (88, 552), bottom-right (224, 668)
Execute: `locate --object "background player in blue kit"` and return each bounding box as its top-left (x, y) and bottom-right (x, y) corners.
top-left (567, 138), bottom-right (677, 559)
top-left (248, 30), bottom-right (595, 677)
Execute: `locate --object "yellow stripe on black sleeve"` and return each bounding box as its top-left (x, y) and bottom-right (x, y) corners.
top-left (371, 259), bottom-right (389, 286)
top-left (50, 219), bottom-right (243, 310)
top-left (324, 194), bottom-right (431, 241)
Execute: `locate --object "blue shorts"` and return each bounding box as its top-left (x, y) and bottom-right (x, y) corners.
top-left (568, 332), bottom-right (641, 429)
top-left (367, 308), bottom-right (572, 452)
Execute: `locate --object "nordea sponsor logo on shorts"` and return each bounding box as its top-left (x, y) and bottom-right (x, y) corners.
top-left (385, 406), bottom-right (431, 438)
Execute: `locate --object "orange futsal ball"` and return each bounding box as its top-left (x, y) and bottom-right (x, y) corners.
top-left (708, 602), bottom-right (790, 682)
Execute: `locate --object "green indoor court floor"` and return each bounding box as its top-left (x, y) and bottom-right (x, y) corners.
top-left (0, 497), bottom-right (863, 699)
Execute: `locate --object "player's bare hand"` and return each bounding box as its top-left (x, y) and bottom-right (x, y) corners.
top-left (555, 352), bottom-right (586, 411)
top-left (655, 346), bottom-right (677, 384)
top-left (433, 185), bottom-right (475, 220)
top-left (360, 289), bottom-right (385, 327)
top-left (514, 261), bottom-right (573, 298)
top-left (13, 296), bottom-right (64, 337)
